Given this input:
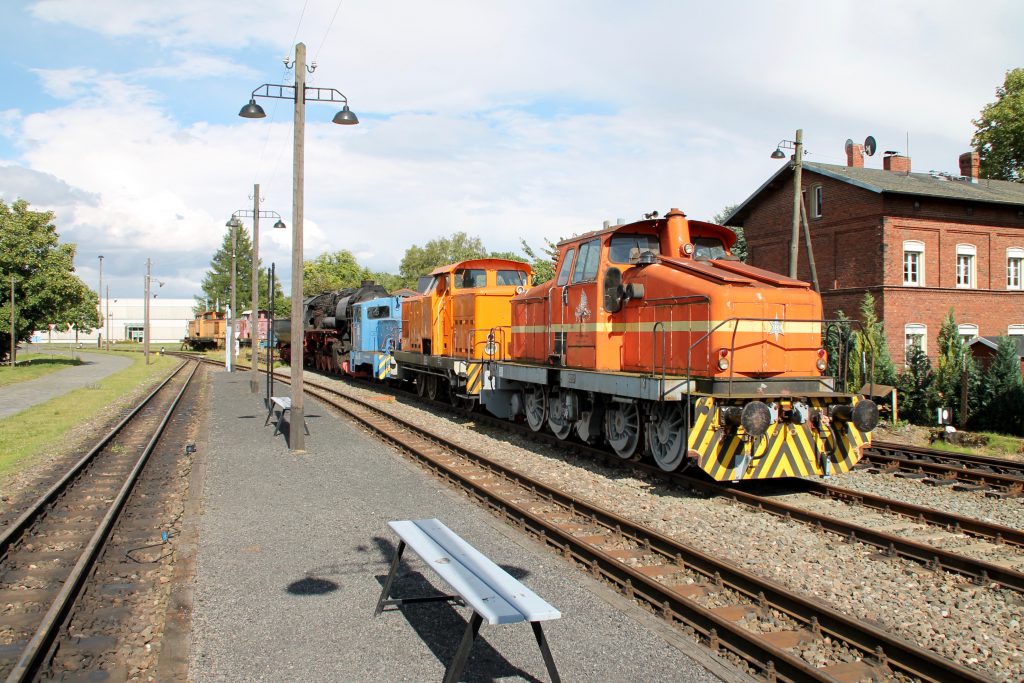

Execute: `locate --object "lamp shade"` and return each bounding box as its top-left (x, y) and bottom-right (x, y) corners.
top-left (239, 99), bottom-right (267, 119)
top-left (332, 105), bottom-right (359, 125)
top-left (273, 219), bottom-right (287, 230)
top-left (770, 148), bottom-right (786, 159)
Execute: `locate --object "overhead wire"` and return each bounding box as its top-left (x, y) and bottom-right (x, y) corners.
top-left (314, 0), bottom-right (345, 65)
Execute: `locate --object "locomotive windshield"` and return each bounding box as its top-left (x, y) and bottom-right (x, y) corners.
top-left (609, 234), bottom-right (661, 264)
top-left (455, 269), bottom-right (487, 289)
top-left (693, 237), bottom-right (728, 261)
top-left (496, 270), bottom-right (527, 286)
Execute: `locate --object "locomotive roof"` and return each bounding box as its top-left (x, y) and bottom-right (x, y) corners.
top-left (555, 216), bottom-right (737, 249)
top-left (426, 258), bottom-right (532, 276)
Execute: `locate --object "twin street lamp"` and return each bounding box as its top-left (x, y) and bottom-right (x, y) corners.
top-left (239, 42), bottom-right (359, 452)
top-left (771, 129), bottom-right (804, 280)
top-left (227, 186), bottom-right (285, 393)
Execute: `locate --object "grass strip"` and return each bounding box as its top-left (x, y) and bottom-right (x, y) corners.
top-left (0, 353), bottom-right (178, 480)
top-left (0, 354), bottom-right (84, 388)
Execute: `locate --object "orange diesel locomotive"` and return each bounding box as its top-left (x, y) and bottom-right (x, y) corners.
top-left (398, 210), bottom-right (877, 481)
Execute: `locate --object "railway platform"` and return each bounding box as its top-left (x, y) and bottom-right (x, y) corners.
top-left (184, 369), bottom-right (737, 682)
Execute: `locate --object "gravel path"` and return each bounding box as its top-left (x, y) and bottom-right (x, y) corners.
top-left (315, 375), bottom-right (1024, 681)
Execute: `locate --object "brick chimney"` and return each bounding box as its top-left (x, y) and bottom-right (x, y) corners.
top-left (846, 143), bottom-right (864, 168)
top-left (959, 151), bottom-right (980, 180)
top-left (883, 153), bottom-right (911, 173)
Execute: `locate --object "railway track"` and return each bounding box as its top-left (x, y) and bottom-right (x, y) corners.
top-left (0, 360), bottom-right (198, 682)
top-left (862, 441), bottom-right (1024, 495)
top-left (259, 373), bottom-right (990, 682)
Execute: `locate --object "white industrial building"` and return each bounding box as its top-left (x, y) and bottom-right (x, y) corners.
top-left (32, 298), bottom-right (196, 345)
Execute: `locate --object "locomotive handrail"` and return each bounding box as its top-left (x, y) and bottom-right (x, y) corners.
top-left (634, 295), bottom-right (710, 403)
top-left (461, 326), bottom-right (510, 362)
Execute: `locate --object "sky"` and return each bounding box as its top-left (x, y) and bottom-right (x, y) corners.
top-left (0, 0), bottom-right (1021, 300)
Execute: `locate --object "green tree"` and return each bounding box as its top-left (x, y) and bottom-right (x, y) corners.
top-left (519, 238), bottom-right (558, 286)
top-left (59, 282), bottom-right (101, 343)
top-left (0, 199), bottom-right (97, 361)
top-left (933, 309), bottom-right (976, 426)
top-left (895, 344), bottom-right (936, 425)
top-left (976, 337), bottom-right (1024, 435)
top-left (852, 292), bottom-right (897, 389)
top-left (304, 250), bottom-right (370, 295)
top-left (824, 310), bottom-right (854, 388)
top-left (398, 232), bottom-right (487, 288)
top-left (713, 204), bottom-right (747, 262)
top-left (972, 68), bottom-right (1024, 182)
top-left (198, 226), bottom-right (283, 314)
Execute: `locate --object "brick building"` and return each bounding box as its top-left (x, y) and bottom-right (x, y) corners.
top-left (726, 146), bottom-right (1024, 365)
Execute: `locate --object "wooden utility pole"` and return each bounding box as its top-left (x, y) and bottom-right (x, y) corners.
top-left (144, 258), bottom-right (151, 364)
top-left (290, 42), bottom-right (307, 451)
top-left (98, 255), bottom-right (103, 349)
top-left (789, 128), bottom-right (804, 279)
top-left (251, 183), bottom-right (261, 393)
top-left (9, 276), bottom-right (14, 367)
top-left (229, 221), bottom-right (237, 371)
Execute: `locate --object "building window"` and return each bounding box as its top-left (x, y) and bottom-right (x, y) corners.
top-left (811, 185), bottom-right (823, 218)
top-left (902, 240), bottom-right (924, 286)
top-left (956, 244), bottom-right (976, 288)
top-left (958, 323), bottom-right (978, 344)
top-left (904, 323), bottom-right (927, 357)
top-left (1010, 324), bottom-right (1024, 336)
top-left (1008, 247), bottom-right (1024, 290)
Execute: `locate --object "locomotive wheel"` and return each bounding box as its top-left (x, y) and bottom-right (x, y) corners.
top-left (546, 389), bottom-right (573, 441)
top-left (605, 402), bottom-right (642, 460)
top-left (524, 385), bottom-right (547, 432)
top-left (647, 401), bottom-right (687, 472)
top-left (425, 374), bottom-right (440, 401)
top-left (448, 382), bottom-right (467, 409)
top-left (416, 373), bottom-right (427, 397)
top-left (576, 403), bottom-right (605, 444)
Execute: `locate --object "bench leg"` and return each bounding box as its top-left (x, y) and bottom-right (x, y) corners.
top-left (264, 406), bottom-right (274, 427)
top-left (373, 540), bottom-right (406, 616)
top-left (442, 611), bottom-right (482, 683)
top-left (531, 622), bottom-right (561, 683)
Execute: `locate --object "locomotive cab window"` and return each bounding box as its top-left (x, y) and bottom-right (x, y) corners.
top-left (367, 305), bottom-right (390, 319)
top-left (693, 237), bottom-right (727, 261)
top-left (609, 234), bottom-right (660, 264)
top-left (570, 239), bottom-right (600, 283)
top-left (430, 274), bottom-right (448, 294)
top-left (555, 248), bottom-right (576, 286)
top-left (455, 269), bottom-right (486, 289)
top-left (496, 269), bottom-right (527, 286)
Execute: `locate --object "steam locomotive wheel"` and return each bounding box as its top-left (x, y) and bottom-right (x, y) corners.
top-left (647, 402), bottom-right (687, 471)
top-left (546, 388), bottom-right (573, 441)
top-left (524, 385), bottom-right (546, 432)
top-left (416, 373), bottom-right (427, 397)
top-left (606, 402), bottom-right (642, 460)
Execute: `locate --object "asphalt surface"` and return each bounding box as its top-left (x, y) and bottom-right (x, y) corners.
top-left (188, 370), bottom-right (736, 682)
top-left (0, 348), bottom-right (133, 419)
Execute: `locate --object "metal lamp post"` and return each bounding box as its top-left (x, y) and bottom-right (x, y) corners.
top-left (228, 185), bottom-right (285, 394)
top-left (771, 129), bottom-right (804, 279)
top-left (239, 41), bottom-right (359, 452)
top-left (97, 255), bottom-right (103, 349)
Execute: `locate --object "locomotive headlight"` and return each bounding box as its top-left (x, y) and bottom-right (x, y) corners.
top-left (683, 243), bottom-right (695, 255)
top-left (717, 348), bottom-right (730, 371)
top-left (484, 333), bottom-right (497, 357)
top-left (816, 348), bottom-right (828, 372)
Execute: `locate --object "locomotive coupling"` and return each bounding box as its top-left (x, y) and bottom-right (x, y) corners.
top-left (720, 401), bottom-right (773, 437)
top-left (829, 399), bottom-right (880, 432)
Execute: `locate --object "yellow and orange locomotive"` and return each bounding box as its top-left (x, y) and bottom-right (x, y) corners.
top-left (394, 208), bottom-right (877, 481)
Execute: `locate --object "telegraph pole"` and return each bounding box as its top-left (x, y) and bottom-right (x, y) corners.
top-left (144, 258), bottom-right (151, 364)
top-left (250, 183), bottom-right (261, 393)
top-left (290, 42), bottom-right (308, 451)
top-left (229, 220), bottom-right (238, 371)
top-left (789, 128), bottom-right (804, 279)
top-left (8, 276), bottom-right (14, 367)
top-left (98, 255), bottom-right (103, 349)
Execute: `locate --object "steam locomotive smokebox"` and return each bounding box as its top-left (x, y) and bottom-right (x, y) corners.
top-left (272, 319), bottom-right (291, 337)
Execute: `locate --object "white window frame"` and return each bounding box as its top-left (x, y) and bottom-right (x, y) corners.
top-left (1009, 324), bottom-right (1024, 336)
top-left (904, 323), bottom-right (927, 358)
top-left (902, 240), bottom-right (924, 286)
top-left (957, 323), bottom-right (978, 343)
top-left (1008, 247), bottom-right (1024, 290)
top-left (955, 243), bottom-right (976, 289)
top-left (811, 184), bottom-right (823, 218)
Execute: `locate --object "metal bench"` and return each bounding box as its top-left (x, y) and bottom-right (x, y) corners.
top-left (375, 518), bottom-right (561, 683)
top-left (263, 396), bottom-right (308, 437)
